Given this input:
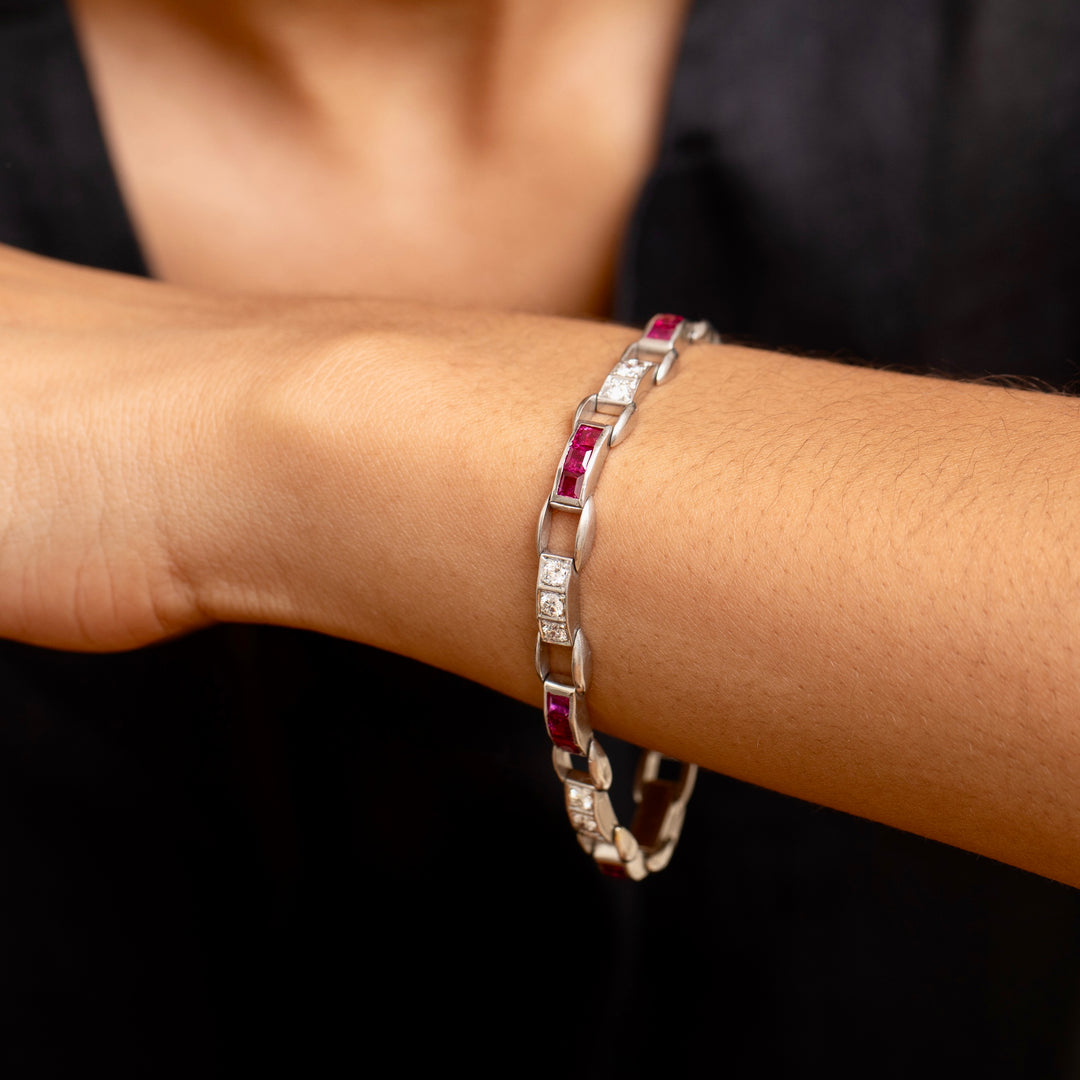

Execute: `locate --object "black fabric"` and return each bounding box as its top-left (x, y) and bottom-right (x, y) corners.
top-left (621, 0), bottom-right (1080, 386)
top-left (0, 0), bottom-right (143, 273)
top-left (3, 1), bottom-right (1080, 1077)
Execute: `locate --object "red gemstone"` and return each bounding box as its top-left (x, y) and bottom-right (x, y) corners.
top-left (645, 314), bottom-right (683, 341)
top-left (562, 444), bottom-right (588, 476)
top-left (597, 860), bottom-right (629, 879)
top-left (557, 472), bottom-right (583, 499)
top-left (556, 425), bottom-right (604, 501)
top-left (545, 692), bottom-right (582, 753)
top-left (571, 424), bottom-right (604, 449)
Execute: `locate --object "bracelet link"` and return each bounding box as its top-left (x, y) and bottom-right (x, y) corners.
top-left (536, 554), bottom-right (579, 647)
top-left (542, 678), bottom-right (591, 757)
top-left (564, 778), bottom-right (617, 843)
top-left (632, 754), bottom-right (698, 872)
top-left (596, 345), bottom-right (657, 413)
top-left (552, 739), bottom-right (612, 791)
top-left (550, 420), bottom-right (611, 510)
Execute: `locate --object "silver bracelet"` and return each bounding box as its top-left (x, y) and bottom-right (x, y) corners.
top-left (535, 314), bottom-right (720, 880)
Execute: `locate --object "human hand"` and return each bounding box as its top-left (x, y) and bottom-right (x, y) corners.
top-left (0, 243), bottom-right (263, 649)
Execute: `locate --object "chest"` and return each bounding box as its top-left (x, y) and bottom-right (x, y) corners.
top-left (98, 116), bottom-right (652, 317)
top-left (69, 2), bottom-right (688, 318)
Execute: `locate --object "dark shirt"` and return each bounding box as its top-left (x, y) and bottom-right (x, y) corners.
top-left (2, 1), bottom-right (1080, 1077)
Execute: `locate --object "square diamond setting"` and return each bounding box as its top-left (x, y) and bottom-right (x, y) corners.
top-left (539, 555), bottom-right (571, 589)
top-left (567, 783), bottom-right (595, 812)
top-left (540, 620), bottom-right (570, 645)
top-left (538, 592), bottom-right (564, 619)
top-left (598, 374), bottom-right (638, 406)
top-left (564, 780), bottom-right (613, 839)
top-left (537, 555), bottom-right (574, 645)
top-left (614, 356), bottom-right (650, 378)
top-left (566, 782), bottom-right (599, 833)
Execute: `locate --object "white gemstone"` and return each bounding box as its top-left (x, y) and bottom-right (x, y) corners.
top-left (539, 555), bottom-right (570, 589)
top-left (540, 620), bottom-right (570, 645)
top-left (600, 376), bottom-right (636, 405)
top-left (567, 784), bottom-right (594, 812)
top-left (571, 812), bottom-right (598, 834)
top-left (614, 358), bottom-right (649, 377)
top-left (538, 592), bottom-right (564, 619)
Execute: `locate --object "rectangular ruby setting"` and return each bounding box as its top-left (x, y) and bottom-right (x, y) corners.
top-left (597, 860), bottom-right (630, 879)
top-left (545, 691), bottom-right (583, 754)
top-left (644, 314), bottom-right (684, 342)
top-left (556, 424), bottom-right (605, 501)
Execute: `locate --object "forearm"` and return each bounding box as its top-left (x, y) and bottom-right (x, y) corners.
top-left (4, 246), bottom-right (1078, 885)
top-left (197, 303), bottom-right (1080, 886)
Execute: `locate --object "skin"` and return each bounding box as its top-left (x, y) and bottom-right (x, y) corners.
top-left (3, 1), bottom-right (1080, 885)
top-left (69, 0), bottom-right (687, 312)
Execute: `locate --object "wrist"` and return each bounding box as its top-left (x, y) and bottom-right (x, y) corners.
top-left (191, 301), bottom-right (635, 672)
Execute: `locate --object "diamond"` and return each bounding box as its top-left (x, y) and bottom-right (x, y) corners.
top-left (614, 358), bottom-right (649, 377)
top-left (571, 812), bottom-right (598, 834)
top-left (538, 592), bottom-right (564, 619)
top-left (539, 556), bottom-right (570, 588)
top-left (599, 375), bottom-right (637, 405)
top-left (567, 784), bottom-right (594, 811)
top-left (540, 620), bottom-right (570, 645)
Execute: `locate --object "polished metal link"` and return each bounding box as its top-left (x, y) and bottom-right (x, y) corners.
top-left (535, 314), bottom-right (719, 879)
top-left (552, 738), bottom-right (612, 790)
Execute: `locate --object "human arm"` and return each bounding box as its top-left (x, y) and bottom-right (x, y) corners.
top-left (4, 245), bottom-right (1080, 885)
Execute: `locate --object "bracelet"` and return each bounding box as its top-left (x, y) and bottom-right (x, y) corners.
top-left (535, 314), bottom-right (719, 880)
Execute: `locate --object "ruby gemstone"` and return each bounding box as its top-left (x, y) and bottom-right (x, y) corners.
top-left (645, 314), bottom-right (683, 341)
top-left (562, 444), bottom-right (589, 476)
top-left (572, 424), bottom-right (605, 449)
top-left (557, 472), bottom-right (583, 499)
top-left (545, 692), bottom-right (581, 753)
top-left (597, 861), bottom-right (629, 880)
top-left (556, 424), bottom-right (605, 500)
